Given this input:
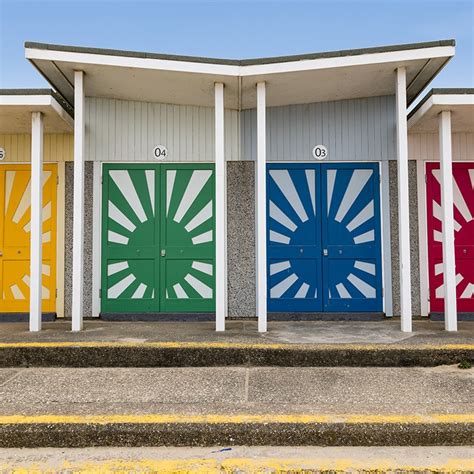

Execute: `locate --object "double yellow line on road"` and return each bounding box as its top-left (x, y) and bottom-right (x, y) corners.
top-left (1, 456), bottom-right (473, 473)
top-left (0, 341), bottom-right (473, 349)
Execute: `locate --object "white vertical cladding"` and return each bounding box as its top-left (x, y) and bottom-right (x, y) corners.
top-left (439, 111), bottom-right (457, 331)
top-left (409, 132), bottom-right (474, 161)
top-left (256, 82), bottom-right (267, 333)
top-left (72, 71), bottom-right (85, 332)
top-left (240, 96), bottom-right (396, 161)
top-left (29, 112), bottom-right (44, 332)
top-left (395, 67), bottom-right (412, 332)
top-left (215, 83), bottom-right (227, 331)
top-left (85, 98), bottom-right (240, 162)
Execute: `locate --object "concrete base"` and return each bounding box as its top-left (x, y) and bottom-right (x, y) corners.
top-left (268, 312), bottom-right (385, 321)
top-left (430, 312), bottom-right (474, 321)
top-left (101, 313), bottom-right (215, 322)
top-left (0, 313), bottom-right (56, 323)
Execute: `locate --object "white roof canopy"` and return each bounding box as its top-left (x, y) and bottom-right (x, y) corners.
top-left (408, 89), bottom-right (474, 133)
top-left (25, 40), bottom-right (455, 110)
top-left (0, 89), bottom-right (74, 133)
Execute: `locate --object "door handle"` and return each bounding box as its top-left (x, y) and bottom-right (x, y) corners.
top-left (0, 250), bottom-right (2, 256)
top-left (161, 249), bottom-right (166, 257)
top-left (323, 249), bottom-right (328, 256)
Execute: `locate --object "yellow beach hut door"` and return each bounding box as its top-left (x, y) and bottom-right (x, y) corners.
top-left (0, 164), bottom-right (57, 313)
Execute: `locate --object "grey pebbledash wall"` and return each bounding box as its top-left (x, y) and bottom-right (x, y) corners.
top-left (389, 160), bottom-right (421, 316)
top-left (64, 162), bottom-right (94, 318)
top-left (227, 161), bottom-right (256, 317)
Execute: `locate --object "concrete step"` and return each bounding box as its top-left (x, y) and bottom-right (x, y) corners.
top-left (1, 320), bottom-right (473, 368)
top-left (1, 341), bottom-right (473, 367)
top-left (2, 446), bottom-right (473, 473)
top-left (0, 412), bottom-right (472, 448)
top-left (0, 366), bottom-right (472, 447)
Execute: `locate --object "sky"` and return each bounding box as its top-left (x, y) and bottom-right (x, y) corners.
top-left (0, 0), bottom-right (473, 97)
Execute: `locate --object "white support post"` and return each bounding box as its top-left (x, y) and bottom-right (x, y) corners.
top-left (215, 82), bottom-right (227, 331)
top-left (256, 82), bottom-right (267, 332)
top-left (395, 67), bottom-right (412, 332)
top-left (439, 110), bottom-right (457, 331)
top-left (29, 112), bottom-right (44, 332)
top-left (72, 70), bottom-right (85, 331)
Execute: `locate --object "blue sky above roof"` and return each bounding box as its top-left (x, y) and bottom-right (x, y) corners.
top-left (1, 0), bottom-right (472, 98)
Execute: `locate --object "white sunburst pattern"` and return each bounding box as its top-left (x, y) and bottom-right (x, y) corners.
top-left (429, 166), bottom-right (474, 302)
top-left (165, 169), bottom-right (214, 300)
top-left (3, 170), bottom-right (54, 302)
top-left (267, 165), bottom-right (382, 311)
top-left (105, 168), bottom-right (156, 300)
top-left (167, 169), bottom-right (214, 245)
top-left (326, 168), bottom-right (379, 301)
top-left (267, 168), bottom-right (319, 302)
top-left (107, 169), bottom-right (155, 246)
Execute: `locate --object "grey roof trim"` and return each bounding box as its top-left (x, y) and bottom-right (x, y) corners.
top-left (408, 87), bottom-right (474, 119)
top-left (0, 88), bottom-right (74, 118)
top-left (25, 39), bottom-right (455, 66)
top-left (0, 88), bottom-right (55, 95)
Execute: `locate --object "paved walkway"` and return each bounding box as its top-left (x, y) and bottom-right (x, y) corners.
top-left (0, 365), bottom-right (472, 446)
top-left (1, 365), bottom-right (472, 417)
top-left (0, 366), bottom-right (474, 415)
top-left (0, 319), bottom-right (473, 344)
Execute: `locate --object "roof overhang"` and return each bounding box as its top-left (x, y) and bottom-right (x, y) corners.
top-left (25, 40), bottom-right (455, 110)
top-left (408, 89), bottom-right (474, 133)
top-left (0, 89), bottom-right (74, 134)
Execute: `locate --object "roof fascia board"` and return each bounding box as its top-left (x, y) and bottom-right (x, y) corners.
top-left (26, 47), bottom-right (241, 76)
top-left (0, 95), bottom-right (53, 107)
top-left (408, 94), bottom-right (474, 129)
top-left (240, 45), bottom-right (455, 76)
top-left (26, 44), bottom-right (454, 78)
top-left (0, 94), bottom-right (74, 129)
top-left (432, 94), bottom-right (474, 106)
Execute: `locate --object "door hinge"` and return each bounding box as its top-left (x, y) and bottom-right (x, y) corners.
top-left (381, 288), bottom-right (384, 297)
top-left (425, 173), bottom-right (427, 183)
top-left (55, 288), bottom-right (58, 297)
top-left (99, 288), bottom-right (102, 298)
top-left (56, 175), bottom-right (59, 185)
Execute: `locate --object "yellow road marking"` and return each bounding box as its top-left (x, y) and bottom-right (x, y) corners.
top-left (0, 341), bottom-right (472, 350)
top-left (0, 413), bottom-right (472, 425)
top-left (1, 457), bottom-right (473, 473)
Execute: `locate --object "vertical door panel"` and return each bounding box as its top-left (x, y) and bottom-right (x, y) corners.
top-left (321, 163), bottom-right (383, 311)
top-left (160, 165), bottom-right (215, 312)
top-left (0, 164), bottom-right (57, 313)
top-left (267, 162), bottom-right (383, 313)
top-left (101, 164), bottom-right (159, 312)
top-left (426, 162), bottom-right (474, 312)
top-left (267, 164), bottom-right (322, 311)
top-left (101, 163), bottom-right (215, 314)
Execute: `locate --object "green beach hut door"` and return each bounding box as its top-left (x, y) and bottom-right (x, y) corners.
top-left (101, 164), bottom-right (215, 314)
